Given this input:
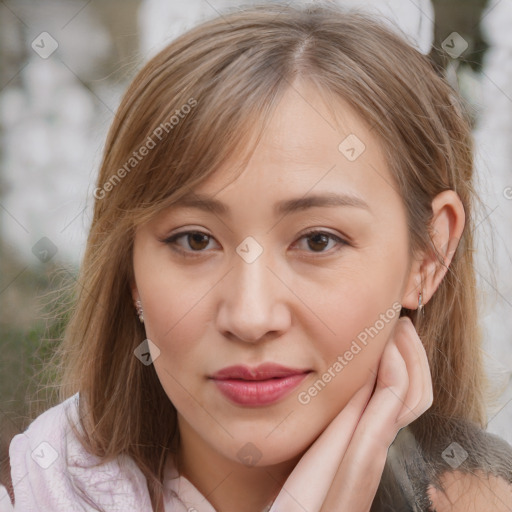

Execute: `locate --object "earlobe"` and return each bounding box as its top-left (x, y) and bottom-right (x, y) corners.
top-left (130, 281), bottom-right (144, 323)
top-left (131, 282), bottom-right (139, 304)
top-left (401, 190), bottom-right (465, 311)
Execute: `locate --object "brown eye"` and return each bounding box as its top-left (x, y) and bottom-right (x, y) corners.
top-left (307, 232), bottom-right (331, 252)
top-left (294, 230), bottom-right (348, 254)
top-left (187, 232), bottom-right (210, 250)
top-left (162, 230), bottom-right (217, 256)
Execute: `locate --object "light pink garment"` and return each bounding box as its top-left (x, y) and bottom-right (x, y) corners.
top-left (8, 394), bottom-right (217, 512)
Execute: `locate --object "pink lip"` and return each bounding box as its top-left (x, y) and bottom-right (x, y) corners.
top-left (209, 363), bottom-right (311, 406)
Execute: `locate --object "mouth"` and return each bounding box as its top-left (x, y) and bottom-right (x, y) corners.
top-left (209, 363), bottom-right (312, 406)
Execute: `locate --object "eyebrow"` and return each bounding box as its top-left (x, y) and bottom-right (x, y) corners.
top-left (172, 192), bottom-right (371, 216)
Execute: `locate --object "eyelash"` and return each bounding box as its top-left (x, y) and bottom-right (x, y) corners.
top-left (161, 229), bottom-right (348, 259)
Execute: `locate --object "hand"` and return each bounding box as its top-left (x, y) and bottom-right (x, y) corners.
top-left (268, 316), bottom-right (433, 512)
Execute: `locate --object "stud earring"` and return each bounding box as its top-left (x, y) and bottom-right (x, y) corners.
top-left (417, 291), bottom-right (424, 315)
top-left (135, 299), bottom-right (144, 323)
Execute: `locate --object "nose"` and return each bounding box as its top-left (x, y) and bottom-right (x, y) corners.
top-left (215, 246), bottom-right (291, 344)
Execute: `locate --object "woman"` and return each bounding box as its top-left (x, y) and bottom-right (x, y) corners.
top-left (6, 2), bottom-right (512, 511)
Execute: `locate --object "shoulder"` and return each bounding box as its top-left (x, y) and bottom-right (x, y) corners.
top-left (9, 394), bottom-right (80, 511)
top-left (428, 470), bottom-right (512, 511)
top-left (9, 394), bottom-right (81, 481)
top-left (381, 421), bottom-right (512, 510)
top-left (422, 424), bottom-right (512, 511)
top-left (9, 393), bottom-right (86, 471)
top-left (9, 394), bottom-right (152, 511)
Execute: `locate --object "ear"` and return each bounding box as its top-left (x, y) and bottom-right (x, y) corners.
top-left (131, 279), bottom-right (140, 305)
top-left (401, 190), bottom-right (465, 310)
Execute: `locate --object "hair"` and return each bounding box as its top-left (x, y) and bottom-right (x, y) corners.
top-left (53, 2), bottom-right (491, 510)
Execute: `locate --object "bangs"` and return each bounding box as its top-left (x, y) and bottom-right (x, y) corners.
top-left (101, 40), bottom-right (297, 226)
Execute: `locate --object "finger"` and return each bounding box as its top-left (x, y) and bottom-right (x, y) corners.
top-left (393, 317), bottom-right (433, 427)
top-left (269, 376), bottom-right (376, 512)
top-left (320, 337), bottom-right (409, 511)
top-left (320, 317), bottom-right (433, 511)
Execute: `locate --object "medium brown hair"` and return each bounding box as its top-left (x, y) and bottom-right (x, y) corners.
top-left (55, 2), bottom-right (486, 509)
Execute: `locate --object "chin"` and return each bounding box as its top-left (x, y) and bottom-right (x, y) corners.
top-left (221, 427), bottom-right (319, 469)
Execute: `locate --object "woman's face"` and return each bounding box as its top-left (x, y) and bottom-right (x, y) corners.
top-left (131, 82), bottom-right (418, 467)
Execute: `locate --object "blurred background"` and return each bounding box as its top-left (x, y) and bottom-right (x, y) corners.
top-left (1, 0), bottom-right (511, 489)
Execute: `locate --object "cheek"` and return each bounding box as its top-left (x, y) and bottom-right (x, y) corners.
top-left (322, 289), bottom-right (401, 356)
top-left (296, 256), bottom-right (405, 410)
top-left (299, 297), bottom-right (400, 413)
top-left (134, 264), bottom-right (214, 406)
top-left (139, 264), bottom-right (213, 350)
top-left (146, 297), bottom-right (209, 415)
top-left (145, 297), bottom-right (209, 384)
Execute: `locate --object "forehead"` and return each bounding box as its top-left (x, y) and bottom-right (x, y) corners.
top-left (189, 82), bottom-right (400, 208)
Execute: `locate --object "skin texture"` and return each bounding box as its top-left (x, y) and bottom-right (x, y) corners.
top-left (131, 82), bottom-right (466, 511)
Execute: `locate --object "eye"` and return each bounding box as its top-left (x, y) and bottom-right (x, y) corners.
top-left (161, 229), bottom-right (348, 258)
top-left (162, 230), bottom-right (219, 256)
top-left (293, 230), bottom-right (348, 255)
